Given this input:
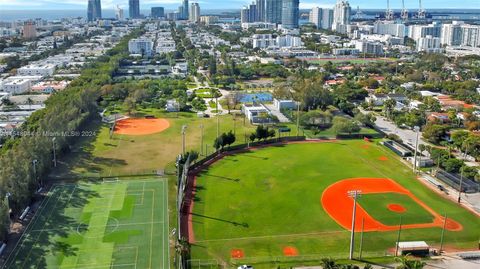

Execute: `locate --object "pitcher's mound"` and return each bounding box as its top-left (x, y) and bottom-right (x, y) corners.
top-left (114, 118), bottom-right (170, 136)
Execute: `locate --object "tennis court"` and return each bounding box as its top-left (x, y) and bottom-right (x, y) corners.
top-left (2, 178), bottom-right (169, 269)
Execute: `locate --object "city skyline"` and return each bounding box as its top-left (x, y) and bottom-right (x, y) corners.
top-left (1, 0), bottom-right (479, 10)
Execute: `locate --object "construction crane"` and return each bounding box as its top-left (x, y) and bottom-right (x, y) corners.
top-left (417, 0), bottom-right (426, 19)
top-left (385, 0), bottom-right (395, 20)
top-left (401, 0), bottom-right (409, 21)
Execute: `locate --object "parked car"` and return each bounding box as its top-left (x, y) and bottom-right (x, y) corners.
top-left (237, 265), bottom-right (253, 269)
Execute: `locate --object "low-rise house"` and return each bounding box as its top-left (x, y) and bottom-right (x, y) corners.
top-left (388, 93), bottom-right (408, 103)
top-left (165, 100), bottom-right (179, 112)
top-left (365, 94), bottom-right (388, 106)
top-left (273, 99), bottom-right (296, 110)
top-left (242, 104), bottom-right (271, 124)
top-left (427, 112), bottom-right (450, 124)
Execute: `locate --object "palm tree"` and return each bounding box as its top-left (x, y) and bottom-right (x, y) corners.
top-left (26, 97), bottom-right (34, 110)
top-left (384, 99), bottom-right (397, 119)
top-left (321, 258), bottom-right (339, 269)
top-left (395, 254), bottom-right (427, 269)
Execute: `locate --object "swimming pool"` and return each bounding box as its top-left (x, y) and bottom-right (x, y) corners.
top-left (239, 92), bottom-right (273, 103)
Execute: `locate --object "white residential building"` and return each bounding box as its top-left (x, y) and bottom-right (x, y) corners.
top-left (128, 38), bottom-right (154, 57)
top-left (276, 35), bottom-right (303, 47)
top-left (2, 79), bottom-right (31, 94)
top-left (417, 35), bottom-right (442, 53)
top-left (189, 3), bottom-right (201, 23)
top-left (373, 22), bottom-right (406, 37)
top-left (332, 0), bottom-right (351, 32)
top-left (408, 22), bottom-right (441, 41)
top-left (355, 40), bottom-right (384, 55)
top-left (17, 64), bottom-right (56, 77)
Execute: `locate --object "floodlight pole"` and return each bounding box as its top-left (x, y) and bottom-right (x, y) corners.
top-left (413, 126), bottom-right (420, 173)
top-left (181, 125), bottom-right (187, 156)
top-left (439, 213), bottom-right (447, 254)
top-left (395, 216), bottom-right (403, 257)
top-left (296, 100), bottom-right (300, 137)
top-left (200, 124), bottom-right (204, 156)
top-left (32, 159), bottom-right (38, 186)
top-left (216, 96), bottom-right (219, 138)
top-left (359, 217), bottom-right (365, 259)
top-left (348, 190), bottom-right (361, 260)
top-left (52, 137), bottom-right (57, 167)
top-left (458, 141), bottom-right (469, 203)
top-left (5, 193), bottom-right (11, 233)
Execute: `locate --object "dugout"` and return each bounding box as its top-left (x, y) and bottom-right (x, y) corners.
top-left (382, 140), bottom-right (412, 157)
top-left (396, 241), bottom-right (430, 256)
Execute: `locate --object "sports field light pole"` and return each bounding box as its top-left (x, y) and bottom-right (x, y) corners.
top-left (394, 216), bottom-right (403, 257)
top-left (439, 213), bottom-right (448, 254)
top-left (4, 193), bottom-right (11, 233)
top-left (348, 190), bottom-right (361, 260)
top-left (181, 125), bottom-right (187, 156)
top-left (412, 126), bottom-right (420, 173)
top-left (52, 137), bottom-right (57, 167)
top-left (296, 100), bottom-right (301, 137)
top-left (200, 124), bottom-right (204, 156)
top-left (458, 141), bottom-right (469, 203)
top-left (359, 217), bottom-right (365, 259)
top-left (216, 95), bottom-right (220, 138)
top-left (32, 159), bottom-right (38, 185)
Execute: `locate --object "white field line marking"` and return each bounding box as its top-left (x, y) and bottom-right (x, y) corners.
top-left (30, 186), bottom-right (77, 268)
top-left (195, 230), bottom-right (348, 243)
top-left (2, 186), bottom-right (62, 268)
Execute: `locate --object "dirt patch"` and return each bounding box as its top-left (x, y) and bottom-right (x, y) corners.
top-left (388, 203), bottom-right (406, 213)
top-left (321, 178), bottom-right (463, 232)
top-left (231, 249), bottom-right (244, 259)
top-left (283, 246), bottom-right (299, 256)
top-left (114, 118), bottom-right (170, 136)
top-left (379, 156), bottom-right (389, 161)
top-left (361, 145), bottom-right (371, 149)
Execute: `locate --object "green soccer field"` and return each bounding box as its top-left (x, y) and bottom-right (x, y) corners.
top-left (3, 178), bottom-right (169, 269)
top-left (190, 140), bottom-right (480, 267)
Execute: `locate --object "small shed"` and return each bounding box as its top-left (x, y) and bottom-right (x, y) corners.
top-left (396, 241), bottom-right (430, 256)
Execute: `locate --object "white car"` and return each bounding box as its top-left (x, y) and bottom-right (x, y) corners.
top-left (237, 265), bottom-right (253, 269)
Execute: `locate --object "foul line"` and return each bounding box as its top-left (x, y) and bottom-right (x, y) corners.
top-left (195, 230), bottom-right (347, 243)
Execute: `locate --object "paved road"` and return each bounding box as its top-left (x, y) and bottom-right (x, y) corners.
top-left (372, 113), bottom-right (427, 148)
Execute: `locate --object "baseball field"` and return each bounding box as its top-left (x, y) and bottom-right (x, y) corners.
top-left (188, 140), bottom-right (480, 267)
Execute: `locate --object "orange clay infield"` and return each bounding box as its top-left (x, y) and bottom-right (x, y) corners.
top-left (283, 246), bottom-right (299, 256)
top-left (321, 178), bottom-right (463, 232)
top-left (378, 156), bottom-right (389, 161)
top-left (114, 118), bottom-right (170, 135)
top-left (231, 249), bottom-right (244, 259)
top-left (388, 204), bottom-right (407, 213)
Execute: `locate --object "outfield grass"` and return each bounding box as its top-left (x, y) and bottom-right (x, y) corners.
top-left (359, 193), bottom-right (435, 226)
top-left (51, 109), bottom-right (256, 178)
top-left (3, 178), bottom-right (169, 269)
top-left (190, 140), bottom-right (480, 267)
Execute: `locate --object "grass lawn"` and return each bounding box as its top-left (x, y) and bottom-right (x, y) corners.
top-left (190, 140), bottom-right (480, 267)
top-left (195, 88), bottom-right (220, 98)
top-left (301, 126), bottom-right (378, 138)
top-left (4, 178), bottom-right (169, 269)
top-left (208, 100), bottom-right (217, 109)
top-left (51, 109), bottom-right (256, 178)
top-left (359, 193), bottom-right (435, 226)
top-left (308, 58), bottom-right (397, 65)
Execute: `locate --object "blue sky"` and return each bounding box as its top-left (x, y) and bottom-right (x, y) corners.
top-left (0, 0), bottom-right (478, 10)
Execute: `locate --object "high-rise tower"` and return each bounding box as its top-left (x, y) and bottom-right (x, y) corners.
top-left (87, 0), bottom-right (102, 22)
top-left (129, 0), bottom-right (141, 19)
